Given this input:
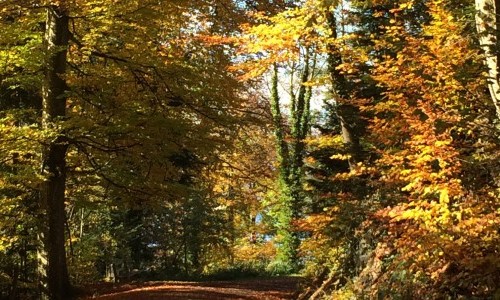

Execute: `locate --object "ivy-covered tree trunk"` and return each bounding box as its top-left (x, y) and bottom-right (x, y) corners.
top-left (38, 5), bottom-right (71, 300)
top-left (475, 0), bottom-right (500, 121)
top-left (270, 66), bottom-right (295, 270)
top-left (271, 57), bottom-right (312, 271)
top-left (271, 65), bottom-right (291, 182)
top-left (326, 10), bottom-right (363, 168)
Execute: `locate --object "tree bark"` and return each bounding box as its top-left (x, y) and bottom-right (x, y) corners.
top-left (326, 10), bottom-right (363, 169)
top-left (39, 5), bottom-right (71, 300)
top-left (475, 0), bottom-right (500, 121)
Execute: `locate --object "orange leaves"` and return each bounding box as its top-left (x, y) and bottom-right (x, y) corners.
top-left (197, 34), bottom-right (238, 47)
top-left (364, 1), bottom-right (500, 296)
top-left (370, 0), bottom-right (475, 201)
top-left (375, 189), bottom-right (500, 296)
top-left (296, 213), bottom-right (335, 232)
top-left (233, 241), bottom-right (277, 262)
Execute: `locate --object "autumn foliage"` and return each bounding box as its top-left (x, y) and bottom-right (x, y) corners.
top-left (0, 0), bottom-right (499, 299)
top-left (230, 0), bottom-right (499, 298)
top-left (365, 1), bottom-right (500, 297)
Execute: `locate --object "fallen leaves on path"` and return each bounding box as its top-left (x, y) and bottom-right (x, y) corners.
top-left (84, 277), bottom-right (301, 300)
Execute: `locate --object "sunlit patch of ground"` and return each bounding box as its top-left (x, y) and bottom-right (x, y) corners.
top-left (83, 277), bottom-right (301, 300)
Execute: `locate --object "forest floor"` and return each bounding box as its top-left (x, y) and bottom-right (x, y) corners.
top-left (82, 276), bottom-right (301, 300)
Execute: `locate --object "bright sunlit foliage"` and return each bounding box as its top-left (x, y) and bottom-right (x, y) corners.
top-left (0, 0), bottom-right (498, 299)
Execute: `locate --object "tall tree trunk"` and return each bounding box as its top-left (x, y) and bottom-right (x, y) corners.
top-left (326, 10), bottom-right (363, 169)
top-left (39, 5), bottom-right (71, 300)
top-left (270, 57), bottom-right (312, 271)
top-left (271, 64), bottom-right (291, 181)
top-left (289, 50), bottom-right (311, 220)
top-left (270, 65), bottom-right (295, 269)
top-left (475, 0), bottom-right (500, 121)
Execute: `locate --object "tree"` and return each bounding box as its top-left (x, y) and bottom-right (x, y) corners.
top-left (230, 0), bottom-right (370, 273)
top-left (363, 1), bottom-right (500, 297)
top-left (229, 1), bottom-right (321, 270)
top-left (270, 58), bottom-right (314, 271)
top-left (38, 4), bottom-right (71, 299)
top-left (1, 0), bottom-right (499, 298)
top-left (1, 0), bottom-right (250, 297)
top-left (475, 0), bottom-right (500, 121)
top-left (297, 0), bottom-right (500, 298)
top-left (325, 8), bottom-right (364, 169)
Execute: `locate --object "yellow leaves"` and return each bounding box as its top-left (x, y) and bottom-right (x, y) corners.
top-left (231, 4), bottom-right (352, 80)
top-left (399, 2), bottom-right (414, 10)
top-left (359, 1), bottom-right (499, 295)
top-left (373, 13), bottom-right (467, 196)
top-left (240, 8), bottom-right (309, 46)
top-left (388, 1), bottom-right (414, 14)
top-left (0, 235), bottom-right (18, 252)
top-left (306, 135), bottom-right (344, 149)
top-left (330, 153), bottom-right (351, 160)
top-left (335, 61), bottom-right (360, 75)
top-left (439, 189), bottom-right (449, 204)
top-left (400, 208), bottom-right (423, 221)
top-left (87, 5), bottom-right (105, 14)
top-left (233, 11), bottom-right (309, 79)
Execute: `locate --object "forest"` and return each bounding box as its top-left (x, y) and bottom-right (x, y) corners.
top-left (0, 0), bottom-right (499, 299)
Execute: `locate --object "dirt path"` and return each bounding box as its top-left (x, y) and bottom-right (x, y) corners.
top-left (84, 277), bottom-right (301, 300)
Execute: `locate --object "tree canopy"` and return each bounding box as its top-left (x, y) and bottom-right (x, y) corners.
top-left (0, 0), bottom-right (498, 299)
